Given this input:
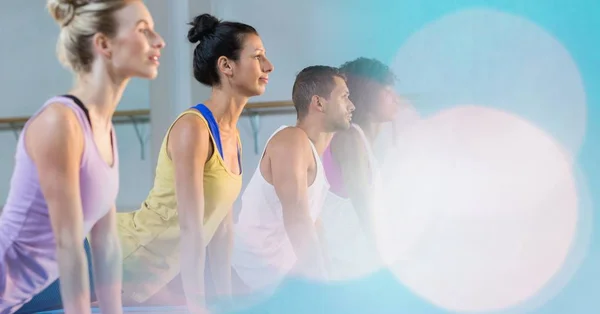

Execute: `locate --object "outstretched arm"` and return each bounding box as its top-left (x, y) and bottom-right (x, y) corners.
top-left (206, 210), bottom-right (233, 300)
top-left (169, 114), bottom-right (211, 313)
top-left (314, 218), bottom-right (331, 273)
top-left (269, 130), bottom-right (327, 280)
top-left (27, 103), bottom-right (92, 314)
top-left (89, 205), bottom-right (123, 314)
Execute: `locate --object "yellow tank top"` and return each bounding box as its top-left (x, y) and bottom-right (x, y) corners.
top-left (118, 107), bottom-right (242, 303)
top-left (143, 108), bottom-right (242, 237)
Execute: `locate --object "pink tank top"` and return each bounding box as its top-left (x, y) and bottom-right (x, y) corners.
top-left (0, 96), bottom-right (119, 312)
top-left (322, 124), bottom-right (375, 198)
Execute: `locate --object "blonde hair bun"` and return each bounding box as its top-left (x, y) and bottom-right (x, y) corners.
top-left (47, 0), bottom-right (86, 27)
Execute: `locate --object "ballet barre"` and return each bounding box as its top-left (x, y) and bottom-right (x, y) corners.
top-left (0, 100), bottom-right (295, 158)
top-left (0, 109), bottom-right (152, 160)
top-left (0, 109), bottom-right (150, 128)
top-left (244, 100), bottom-right (295, 154)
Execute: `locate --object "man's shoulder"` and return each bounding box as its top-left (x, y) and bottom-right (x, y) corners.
top-left (266, 126), bottom-right (310, 155)
top-left (270, 126), bottom-right (308, 145)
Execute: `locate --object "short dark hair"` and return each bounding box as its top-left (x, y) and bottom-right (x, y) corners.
top-left (292, 66), bottom-right (345, 119)
top-left (187, 14), bottom-right (258, 87)
top-left (339, 57), bottom-right (396, 123)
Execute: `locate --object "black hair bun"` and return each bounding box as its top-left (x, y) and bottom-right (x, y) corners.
top-left (188, 13), bottom-right (220, 44)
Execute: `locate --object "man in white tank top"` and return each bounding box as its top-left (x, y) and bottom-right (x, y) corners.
top-left (232, 66), bottom-right (355, 296)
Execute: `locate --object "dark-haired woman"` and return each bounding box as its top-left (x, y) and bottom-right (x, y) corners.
top-left (117, 13), bottom-right (274, 312)
top-left (320, 57), bottom-right (399, 280)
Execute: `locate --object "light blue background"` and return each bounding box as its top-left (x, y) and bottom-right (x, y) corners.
top-left (234, 0), bottom-right (600, 313)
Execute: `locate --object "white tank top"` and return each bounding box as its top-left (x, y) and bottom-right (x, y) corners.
top-left (232, 125), bottom-right (330, 292)
top-left (319, 124), bottom-right (383, 280)
top-left (353, 124), bottom-right (381, 190)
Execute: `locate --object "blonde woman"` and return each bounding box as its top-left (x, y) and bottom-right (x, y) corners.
top-left (0, 0), bottom-right (164, 313)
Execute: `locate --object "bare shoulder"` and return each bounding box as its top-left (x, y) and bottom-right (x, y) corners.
top-left (330, 126), bottom-right (363, 155)
top-left (332, 126), bottom-right (361, 144)
top-left (170, 113), bottom-right (209, 146)
top-left (26, 102), bottom-right (84, 154)
top-left (267, 127), bottom-right (311, 155)
top-left (170, 112), bottom-right (210, 141)
top-left (25, 102), bottom-right (85, 169)
top-left (28, 102), bottom-right (82, 138)
top-left (168, 111), bottom-right (211, 160)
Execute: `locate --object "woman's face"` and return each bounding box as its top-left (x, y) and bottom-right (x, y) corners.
top-left (372, 85), bottom-right (400, 122)
top-left (228, 33), bottom-right (274, 97)
top-left (105, 1), bottom-right (165, 79)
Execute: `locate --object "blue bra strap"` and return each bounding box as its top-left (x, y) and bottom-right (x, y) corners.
top-left (191, 103), bottom-right (224, 159)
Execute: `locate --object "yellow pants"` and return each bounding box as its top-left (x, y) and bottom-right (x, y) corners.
top-left (117, 204), bottom-right (182, 304)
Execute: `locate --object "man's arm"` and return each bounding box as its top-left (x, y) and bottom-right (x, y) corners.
top-left (268, 129), bottom-right (327, 280)
top-left (89, 205), bottom-right (123, 314)
top-left (314, 218), bottom-right (331, 273)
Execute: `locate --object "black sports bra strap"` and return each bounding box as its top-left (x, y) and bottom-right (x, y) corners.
top-left (60, 94), bottom-right (114, 148)
top-left (62, 94), bottom-right (91, 127)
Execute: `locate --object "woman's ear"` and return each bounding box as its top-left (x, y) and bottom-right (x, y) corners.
top-left (217, 56), bottom-right (233, 77)
top-left (92, 32), bottom-right (112, 59)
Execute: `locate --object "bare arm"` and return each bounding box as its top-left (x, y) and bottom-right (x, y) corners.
top-left (89, 205), bottom-right (123, 314)
top-left (269, 130), bottom-right (327, 280)
top-left (26, 104), bottom-right (91, 314)
top-left (206, 210), bottom-right (233, 300)
top-left (330, 129), bottom-right (377, 245)
top-left (169, 115), bottom-right (210, 313)
top-left (314, 218), bottom-right (331, 273)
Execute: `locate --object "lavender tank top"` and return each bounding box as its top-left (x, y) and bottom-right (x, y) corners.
top-left (0, 95), bottom-right (119, 313)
